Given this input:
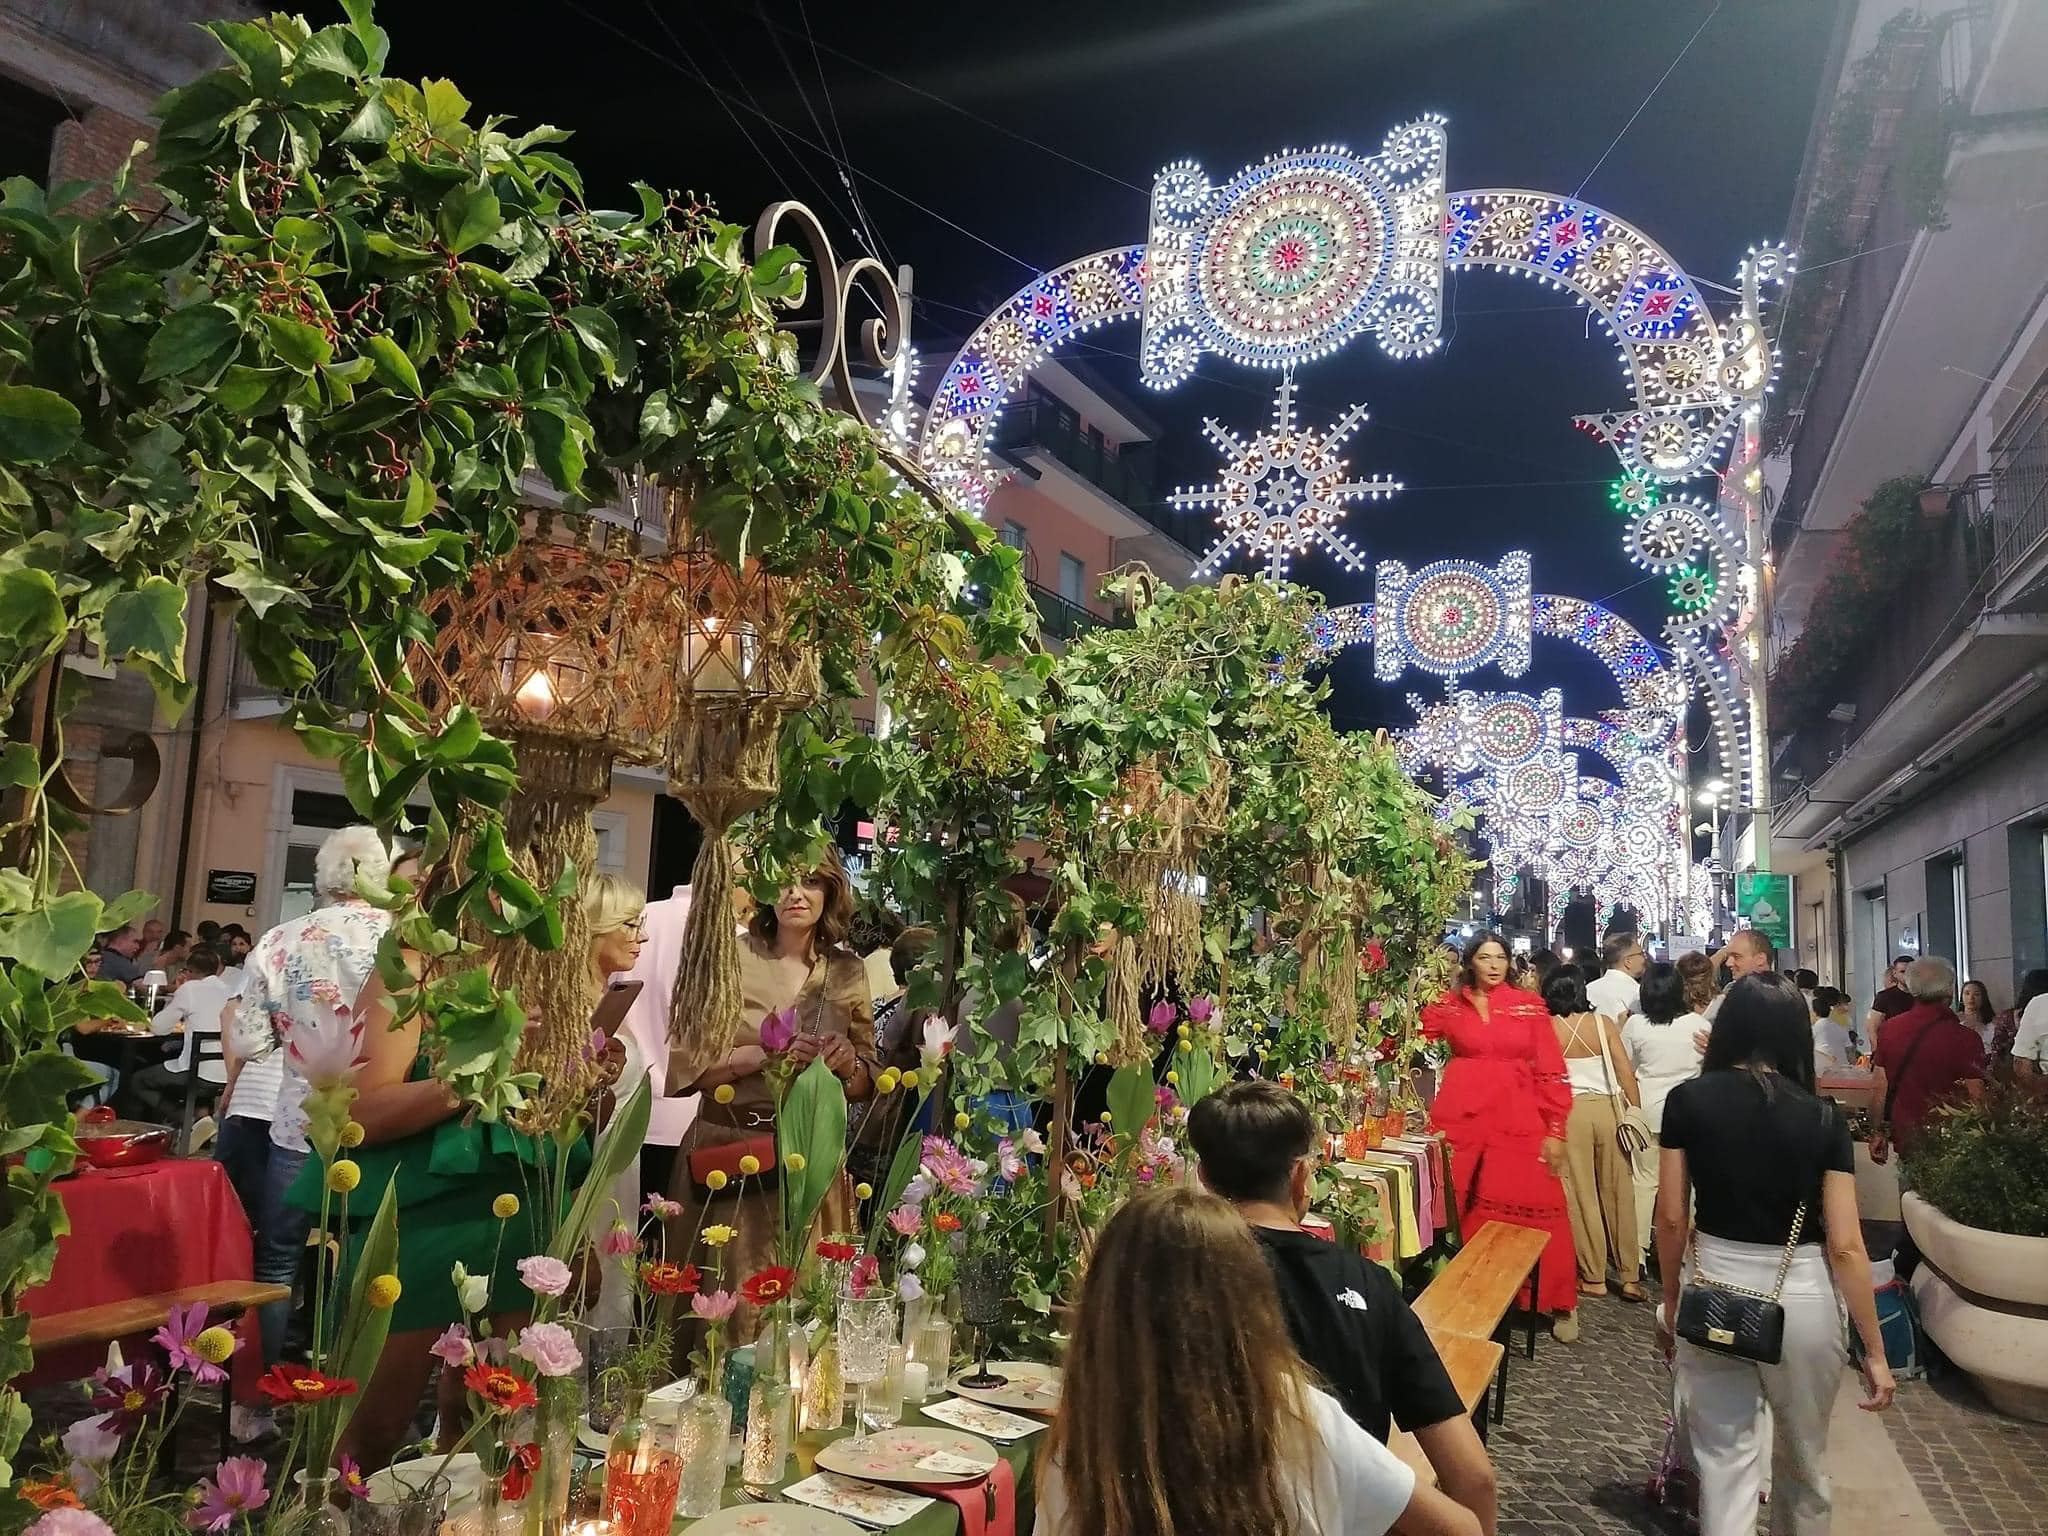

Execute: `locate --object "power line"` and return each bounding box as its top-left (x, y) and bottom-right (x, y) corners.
top-left (1573, 1), bottom-right (1723, 202)
top-left (794, 0), bottom-right (897, 267)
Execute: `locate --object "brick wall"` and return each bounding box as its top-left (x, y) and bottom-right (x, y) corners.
top-left (46, 102), bottom-right (155, 212)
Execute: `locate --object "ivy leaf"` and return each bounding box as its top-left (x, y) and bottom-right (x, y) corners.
top-left (141, 301), bottom-right (241, 381)
top-left (0, 564), bottom-right (64, 655)
top-left (216, 564), bottom-right (308, 619)
top-left (437, 182), bottom-right (502, 255)
top-left (0, 741), bottom-right (35, 789)
top-left (0, 385), bottom-right (80, 464)
top-left (100, 575), bottom-right (187, 676)
top-left (0, 890), bottom-right (101, 974)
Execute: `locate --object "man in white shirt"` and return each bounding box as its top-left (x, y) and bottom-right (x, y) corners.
top-left (1586, 934), bottom-right (1646, 1024)
top-left (2013, 968), bottom-right (2048, 1078)
top-left (133, 945), bottom-right (232, 1118)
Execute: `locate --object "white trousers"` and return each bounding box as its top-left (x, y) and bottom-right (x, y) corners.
top-left (1632, 1131), bottom-right (1661, 1258)
top-left (1677, 1236), bottom-right (1844, 1536)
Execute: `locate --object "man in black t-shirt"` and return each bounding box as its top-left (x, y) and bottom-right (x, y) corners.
top-left (1189, 1079), bottom-right (1497, 1533)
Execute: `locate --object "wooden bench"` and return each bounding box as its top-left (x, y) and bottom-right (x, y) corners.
top-left (1388, 1329), bottom-right (1504, 1480)
top-left (1411, 1220), bottom-right (1551, 1425)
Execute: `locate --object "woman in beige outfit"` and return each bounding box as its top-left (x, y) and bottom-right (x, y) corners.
top-left (669, 849), bottom-right (875, 1342)
top-left (1545, 965), bottom-right (1646, 1301)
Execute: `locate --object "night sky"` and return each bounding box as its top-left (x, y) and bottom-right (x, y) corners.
top-left (390, 0), bottom-right (1840, 736)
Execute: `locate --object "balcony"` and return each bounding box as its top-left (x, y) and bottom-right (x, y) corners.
top-left (993, 398), bottom-right (1207, 572)
top-left (228, 621), bottom-right (360, 716)
top-left (1029, 580), bottom-right (1111, 643)
top-left (1986, 383), bottom-right (2048, 596)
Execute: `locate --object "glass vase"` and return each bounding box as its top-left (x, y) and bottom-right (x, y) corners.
top-left (800, 1327), bottom-right (843, 1432)
top-left (283, 1473), bottom-right (349, 1536)
top-left (518, 1375), bottom-right (583, 1536)
top-left (602, 1389), bottom-right (684, 1536)
top-left (675, 1387), bottom-right (733, 1519)
top-left (752, 1300), bottom-right (806, 1393)
top-left (741, 1378), bottom-right (792, 1490)
top-left (348, 1465), bottom-right (450, 1536)
top-left (574, 1320), bottom-right (636, 1435)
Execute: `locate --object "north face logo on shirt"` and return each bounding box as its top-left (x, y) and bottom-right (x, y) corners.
top-left (1337, 1288), bottom-right (1369, 1312)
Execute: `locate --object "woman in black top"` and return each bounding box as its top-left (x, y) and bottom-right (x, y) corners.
top-left (1653, 974), bottom-right (1893, 1536)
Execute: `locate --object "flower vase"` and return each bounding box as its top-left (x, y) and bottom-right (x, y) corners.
top-left (902, 1292), bottom-right (937, 1349)
top-left (465, 1475), bottom-right (518, 1536)
top-left (602, 1389), bottom-right (685, 1536)
top-left (284, 1473), bottom-right (349, 1536)
top-left (800, 1326), bottom-right (844, 1432)
top-left (519, 1376), bottom-right (584, 1536)
top-left (675, 1384), bottom-right (734, 1518)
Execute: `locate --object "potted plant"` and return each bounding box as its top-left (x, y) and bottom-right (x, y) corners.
top-left (1900, 1088), bottom-right (2048, 1421)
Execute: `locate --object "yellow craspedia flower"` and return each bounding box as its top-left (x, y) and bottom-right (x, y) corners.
top-left (953, 1111), bottom-right (971, 1131)
top-left (705, 1170), bottom-right (729, 1191)
top-left (854, 1182), bottom-right (873, 1201)
top-left (784, 1152), bottom-right (807, 1173)
top-left (738, 1155), bottom-right (762, 1177)
top-left (326, 1159), bottom-right (361, 1194)
top-left (714, 1083), bottom-right (736, 1104)
top-left (492, 1193), bottom-right (521, 1220)
top-left (702, 1224), bottom-right (736, 1247)
top-left (898, 1069), bottom-right (919, 1091)
top-left (367, 1274), bottom-right (402, 1309)
top-left (1177, 1023), bottom-right (1191, 1040)
top-left (873, 1070), bottom-right (900, 1095)
top-left (193, 1327), bottom-right (237, 1365)
top-left (1093, 1052), bottom-right (1109, 1065)
top-left (340, 1121), bottom-right (366, 1149)
top-left (1166, 1071), bottom-right (1180, 1086)
top-left (1099, 1110), bottom-right (1113, 1124)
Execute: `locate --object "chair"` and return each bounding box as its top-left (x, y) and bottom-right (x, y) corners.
top-left (177, 1033), bottom-right (227, 1155)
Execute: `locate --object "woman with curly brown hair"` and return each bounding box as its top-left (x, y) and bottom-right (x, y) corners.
top-left (668, 848), bottom-right (876, 1340)
top-left (1036, 1186), bottom-right (1480, 1536)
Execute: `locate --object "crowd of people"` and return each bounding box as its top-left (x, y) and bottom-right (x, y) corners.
top-left (68, 822), bottom-right (2028, 1536)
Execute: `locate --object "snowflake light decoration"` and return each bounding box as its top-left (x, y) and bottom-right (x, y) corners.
top-left (1179, 373), bottom-right (1400, 579)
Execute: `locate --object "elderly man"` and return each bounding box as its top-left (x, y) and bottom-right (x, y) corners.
top-left (1587, 933), bottom-right (1646, 1024)
top-left (230, 825), bottom-right (391, 1390)
top-left (96, 924), bottom-right (147, 985)
top-left (1870, 956), bottom-right (1983, 1165)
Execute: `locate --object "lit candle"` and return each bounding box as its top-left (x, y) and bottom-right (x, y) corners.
top-left (902, 1360), bottom-right (930, 1404)
top-left (512, 664), bottom-right (558, 721)
top-left (568, 1522), bottom-right (619, 1536)
top-left (682, 614), bottom-right (752, 695)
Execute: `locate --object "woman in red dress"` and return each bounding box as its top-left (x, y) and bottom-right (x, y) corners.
top-left (1423, 931), bottom-right (1582, 1339)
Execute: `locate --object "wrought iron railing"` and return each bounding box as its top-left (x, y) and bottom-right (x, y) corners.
top-left (1987, 383), bottom-right (2048, 588)
top-left (1029, 580), bottom-right (1109, 642)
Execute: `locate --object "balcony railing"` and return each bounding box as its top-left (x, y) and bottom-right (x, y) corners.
top-left (1029, 580), bottom-right (1110, 642)
top-left (996, 397), bottom-right (1158, 513)
top-left (1987, 383), bottom-right (2048, 589)
top-left (229, 621), bottom-right (360, 713)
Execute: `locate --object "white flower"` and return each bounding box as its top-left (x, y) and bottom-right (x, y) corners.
top-left (901, 1242), bottom-right (926, 1271)
top-left (284, 1004), bottom-right (366, 1090)
top-left (919, 1016), bottom-right (955, 1073)
top-left (450, 1261), bottom-right (490, 1315)
top-left (1017, 1128), bottom-right (1047, 1157)
top-left (62, 1417), bottom-right (119, 1496)
top-left (1061, 1170), bottom-right (1083, 1202)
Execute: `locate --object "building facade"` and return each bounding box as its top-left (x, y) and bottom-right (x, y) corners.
top-left (1767, 0), bottom-right (2048, 1011)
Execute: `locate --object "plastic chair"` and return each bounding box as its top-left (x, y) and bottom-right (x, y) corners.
top-left (177, 1033), bottom-right (226, 1155)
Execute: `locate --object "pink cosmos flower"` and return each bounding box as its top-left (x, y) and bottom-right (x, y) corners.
top-left (191, 1456), bottom-right (269, 1533)
top-left (511, 1322), bottom-right (583, 1378)
top-left (516, 1255), bottom-right (573, 1299)
top-left (1186, 995), bottom-right (1215, 1025)
top-left (887, 1205), bottom-right (922, 1237)
top-left (337, 1455), bottom-right (369, 1501)
top-left (429, 1325), bottom-right (474, 1368)
top-left (27, 1513), bottom-right (115, 1536)
top-left (1146, 1000), bottom-right (1177, 1034)
top-left (691, 1289), bottom-right (737, 1322)
top-left (920, 1137), bottom-right (980, 1197)
top-left (996, 1139), bottom-right (1024, 1182)
top-left (598, 1222), bottom-right (638, 1258)
top-left (642, 1193), bottom-right (683, 1220)
top-left (758, 1005), bottom-right (799, 1054)
top-left (283, 1004), bottom-right (366, 1091)
top-left (152, 1301), bottom-right (225, 1385)
top-left (1155, 1084), bottom-right (1179, 1113)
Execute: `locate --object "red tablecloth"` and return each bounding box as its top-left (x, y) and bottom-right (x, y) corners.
top-left (22, 1157), bottom-right (265, 1403)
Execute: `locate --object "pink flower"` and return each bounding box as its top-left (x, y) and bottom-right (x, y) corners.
top-left (152, 1301), bottom-right (225, 1385)
top-left (1146, 1000), bottom-right (1177, 1034)
top-left (60, 1419), bottom-right (118, 1499)
top-left (429, 1325), bottom-right (474, 1368)
top-left (338, 1455), bottom-right (369, 1501)
top-left (691, 1289), bottom-right (737, 1322)
top-left (898, 1272), bottom-right (926, 1303)
top-left (887, 1205), bottom-right (922, 1237)
top-left (1017, 1127), bottom-right (1047, 1157)
top-left (997, 1139), bottom-right (1025, 1182)
top-left (191, 1456), bottom-right (269, 1532)
top-left (516, 1255), bottom-right (573, 1299)
top-left (642, 1193), bottom-right (682, 1220)
top-left (758, 1005), bottom-right (799, 1054)
top-left (849, 1255), bottom-right (881, 1297)
top-left (27, 1514), bottom-right (115, 1536)
top-left (511, 1322), bottom-right (583, 1378)
top-left (584, 1027), bottom-right (609, 1062)
top-left (1155, 1084), bottom-right (1179, 1113)
top-left (1186, 995), bottom-right (1215, 1025)
top-left (598, 1222), bottom-right (638, 1258)
top-left (283, 1005), bottom-right (366, 1090)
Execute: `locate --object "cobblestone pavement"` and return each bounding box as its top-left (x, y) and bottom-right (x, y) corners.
top-left (1879, 1369), bottom-right (2048, 1535)
top-left (1488, 1295), bottom-right (1688, 1536)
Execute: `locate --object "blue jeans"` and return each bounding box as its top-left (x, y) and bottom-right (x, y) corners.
top-left (215, 1115), bottom-right (272, 1232)
top-left (254, 1141), bottom-right (311, 1366)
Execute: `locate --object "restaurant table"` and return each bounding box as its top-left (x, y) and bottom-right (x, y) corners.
top-left (678, 1399), bottom-right (1043, 1536)
top-left (20, 1156), bottom-right (265, 1403)
top-left (68, 1021), bottom-right (177, 1117)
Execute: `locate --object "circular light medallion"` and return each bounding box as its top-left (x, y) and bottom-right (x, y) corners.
top-left (1475, 696), bottom-right (1543, 766)
top-left (1191, 153), bottom-right (1391, 368)
top-left (1397, 564), bottom-right (1508, 676)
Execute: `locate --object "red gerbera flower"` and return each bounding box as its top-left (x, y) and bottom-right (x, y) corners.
top-left (257, 1363), bottom-right (358, 1405)
top-left (500, 1442), bottom-right (541, 1501)
top-left (815, 1239), bottom-right (857, 1264)
top-left (641, 1261), bottom-right (701, 1296)
top-left (464, 1363), bottom-right (539, 1414)
top-left (740, 1265), bottom-right (795, 1306)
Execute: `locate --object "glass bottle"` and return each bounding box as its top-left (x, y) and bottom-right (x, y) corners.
top-left (675, 1387), bottom-right (734, 1519)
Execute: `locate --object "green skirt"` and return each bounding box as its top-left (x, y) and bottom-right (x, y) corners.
top-left (289, 1115), bottom-right (592, 1335)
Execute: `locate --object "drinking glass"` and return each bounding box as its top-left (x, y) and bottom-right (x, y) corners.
top-left (349, 1466), bottom-right (450, 1536)
top-left (954, 1252), bottom-right (1011, 1390)
top-left (864, 1346), bottom-right (906, 1432)
top-left (836, 1291), bottom-right (897, 1450)
top-left (908, 1318), bottom-right (953, 1388)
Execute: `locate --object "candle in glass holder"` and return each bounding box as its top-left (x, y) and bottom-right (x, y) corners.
top-left (902, 1359), bottom-right (930, 1405)
top-left (682, 615), bottom-right (755, 695)
top-left (569, 1524), bottom-right (620, 1536)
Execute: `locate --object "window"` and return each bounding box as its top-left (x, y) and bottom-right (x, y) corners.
top-left (1861, 887), bottom-right (1887, 1005)
top-left (1000, 521), bottom-right (1029, 553)
top-left (1950, 856), bottom-right (1971, 981)
top-left (1058, 553), bottom-right (1087, 606)
top-left (1923, 851), bottom-right (1969, 981)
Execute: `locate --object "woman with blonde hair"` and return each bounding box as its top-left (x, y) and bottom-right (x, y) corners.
top-left (670, 847), bottom-right (875, 1339)
top-left (583, 873), bottom-right (648, 1328)
top-left (1038, 1187), bottom-right (1480, 1536)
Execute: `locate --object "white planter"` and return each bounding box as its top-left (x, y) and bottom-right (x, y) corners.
top-left (1903, 1192), bottom-right (2048, 1422)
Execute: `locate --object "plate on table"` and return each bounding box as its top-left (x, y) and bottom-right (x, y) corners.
top-left (917, 1396), bottom-right (1042, 1442)
top-left (689, 1504), bottom-right (869, 1535)
top-left (779, 1472), bottom-right (937, 1527)
top-left (816, 1425), bottom-right (998, 1485)
top-left (943, 1360), bottom-right (1060, 1415)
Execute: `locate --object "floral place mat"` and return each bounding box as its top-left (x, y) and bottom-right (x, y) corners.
top-left (917, 1395), bottom-right (1044, 1441)
top-left (816, 1426), bottom-right (998, 1485)
top-left (687, 1502), bottom-right (869, 1535)
top-left (943, 1360), bottom-right (1061, 1416)
top-left (778, 1472), bottom-right (937, 1528)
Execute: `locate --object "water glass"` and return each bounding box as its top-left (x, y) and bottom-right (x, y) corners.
top-left (674, 1391), bottom-right (732, 1519)
top-left (908, 1319), bottom-right (953, 1388)
top-left (575, 1322), bottom-right (636, 1434)
top-left (838, 1292), bottom-right (897, 1445)
top-left (741, 1378), bottom-right (792, 1490)
top-left (349, 1466), bottom-right (449, 1536)
top-left (864, 1346), bottom-right (906, 1432)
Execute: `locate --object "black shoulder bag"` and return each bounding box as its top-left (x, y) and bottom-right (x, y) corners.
top-left (1674, 1084), bottom-right (1824, 1364)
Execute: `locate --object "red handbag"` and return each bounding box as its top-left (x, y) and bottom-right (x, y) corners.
top-left (687, 1134), bottom-right (777, 1190)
